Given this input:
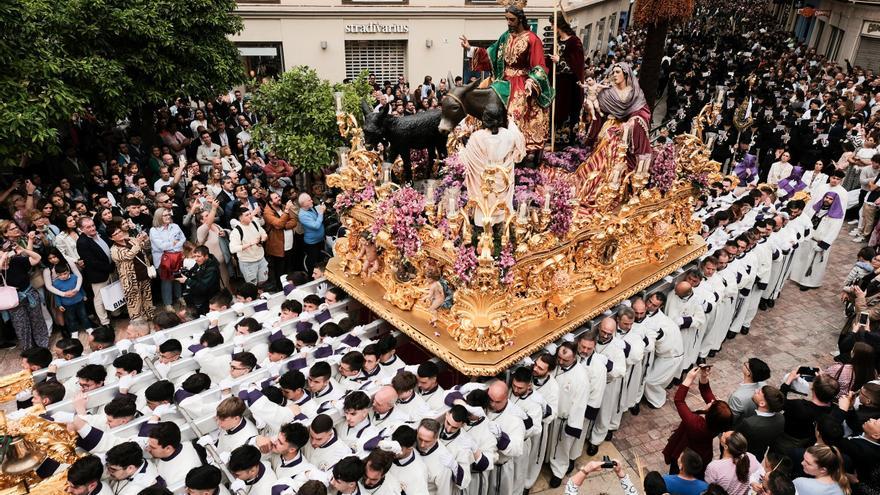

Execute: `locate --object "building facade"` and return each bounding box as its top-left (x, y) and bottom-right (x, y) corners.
top-left (775, 0), bottom-right (880, 72)
top-left (232, 0), bottom-right (631, 84)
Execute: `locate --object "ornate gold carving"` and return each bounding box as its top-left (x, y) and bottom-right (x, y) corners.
top-left (0, 372), bottom-right (33, 405)
top-left (0, 409), bottom-right (78, 491)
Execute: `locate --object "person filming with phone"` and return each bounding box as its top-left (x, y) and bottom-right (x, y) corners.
top-left (297, 192), bottom-right (325, 274)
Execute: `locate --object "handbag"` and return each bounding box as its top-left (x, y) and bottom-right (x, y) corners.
top-left (100, 280), bottom-right (126, 312)
top-left (158, 251), bottom-right (183, 280)
top-left (0, 272), bottom-right (19, 311)
top-left (135, 254), bottom-right (157, 279)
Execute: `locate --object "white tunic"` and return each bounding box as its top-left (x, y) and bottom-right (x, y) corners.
top-left (390, 452), bottom-right (430, 495)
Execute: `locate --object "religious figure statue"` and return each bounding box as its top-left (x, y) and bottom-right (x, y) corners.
top-left (548, 14), bottom-right (584, 143)
top-left (458, 108), bottom-right (526, 226)
top-left (459, 2), bottom-right (555, 155)
top-left (583, 62), bottom-right (652, 166)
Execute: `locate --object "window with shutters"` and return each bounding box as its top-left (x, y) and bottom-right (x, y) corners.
top-left (582, 24), bottom-right (592, 54)
top-left (344, 40), bottom-right (408, 82)
top-left (813, 20), bottom-right (825, 50)
top-left (854, 37), bottom-right (880, 73)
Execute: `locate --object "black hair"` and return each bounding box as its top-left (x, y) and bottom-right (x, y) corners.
top-left (104, 395), bottom-right (138, 419)
top-left (392, 424), bottom-right (416, 448)
top-left (679, 448), bottom-right (704, 477)
top-left (747, 358), bottom-right (771, 382)
top-left (279, 370), bottom-right (307, 392)
top-left (448, 404), bottom-right (468, 423)
top-left (418, 361), bottom-right (439, 378)
top-left (230, 352), bottom-right (257, 371)
top-left (303, 294), bottom-right (321, 307)
top-left (106, 441), bottom-right (144, 468)
top-left (309, 414), bottom-right (334, 434)
top-left (341, 351), bottom-right (365, 373)
top-left (20, 347), bottom-right (52, 368)
top-left (76, 364), bottom-right (107, 384)
top-left (326, 286), bottom-right (347, 302)
top-left (148, 421), bottom-right (182, 448)
top-left (644, 471), bottom-right (668, 495)
top-left (90, 326), bottom-right (115, 345)
top-left (113, 352), bottom-right (143, 374)
top-left (228, 445), bottom-right (262, 472)
top-left (332, 456), bottom-right (365, 483)
top-left (281, 299), bottom-right (303, 314)
top-left (319, 322), bottom-right (344, 338)
top-left (200, 329), bottom-right (224, 347)
top-left (296, 329), bottom-right (319, 345)
top-left (236, 317), bottom-right (261, 334)
top-left (67, 455), bottom-right (104, 487)
top-left (511, 366), bottom-right (533, 384)
top-left (181, 373), bottom-right (212, 394)
top-left (185, 465), bottom-right (223, 490)
top-left (268, 337), bottom-right (296, 357)
top-left (237, 283), bottom-right (259, 301)
top-left (279, 422), bottom-right (310, 449)
top-left (144, 380), bottom-right (175, 403)
top-left (309, 361), bottom-right (332, 380)
top-left (159, 339), bottom-right (182, 354)
top-left (343, 391), bottom-right (372, 411)
top-left (55, 338), bottom-right (84, 357)
top-left (153, 310), bottom-right (182, 330)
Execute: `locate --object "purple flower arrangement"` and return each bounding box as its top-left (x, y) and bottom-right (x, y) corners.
top-left (453, 245), bottom-right (478, 285)
top-left (545, 174), bottom-right (575, 238)
top-left (649, 143), bottom-right (677, 193)
top-left (513, 167), bottom-right (544, 210)
top-left (499, 243), bottom-right (515, 284)
top-left (335, 183), bottom-right (376, 214)
top-left (370, 186), bottom-right (426, 260)
top-left (543, 146), bottom-right (590, 173)
top-left (436, 155), bottom-right (468, 210)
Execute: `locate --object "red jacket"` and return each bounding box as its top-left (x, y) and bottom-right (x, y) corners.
top-left (662, 381), bottom-right (717, 466)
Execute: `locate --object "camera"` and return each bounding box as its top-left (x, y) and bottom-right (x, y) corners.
top-left (601, 456), bottom-right (617, 469)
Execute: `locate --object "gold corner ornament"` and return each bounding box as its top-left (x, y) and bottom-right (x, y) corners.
top-left (0, 408), bottom-right (78, 491)
top-left (323, 107), bottom-right (716, 369)
top-left (0, 372), bottom-right (33, 405)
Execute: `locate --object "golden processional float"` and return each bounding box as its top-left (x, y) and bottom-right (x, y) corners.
top-left (325, 90), bottom-right (725, 377)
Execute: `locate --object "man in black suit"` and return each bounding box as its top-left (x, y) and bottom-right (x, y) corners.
top-left (211, 120), bottom-right (237, 151)
top-left (76, 217), bottom-right (116, 326)
top-left (831, 406), bottom-right (880, 483)
top-left (737, 385), bottom-right (785, 461)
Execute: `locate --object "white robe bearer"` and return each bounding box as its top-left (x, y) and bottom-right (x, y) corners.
top-left (590, 338), bottom-right (626, 446)
top-left (790, 191), bottom-right (846, 288)
top-left (390, 451), bottom-right (430, 495)
top-left (547, 362), bottom-right (589, 478)
top-left (463, 417), bottom-right (497, 495)
top-left (486, 402), bottom-right (526, 495)
top-left (727, 251), bottom-right (756, 336)
top-left (615, 324), bottom-right (648, 414)
top-left (419, 441), bottom-right (463, 495)
top-left (694, 278), bottom-right (719, 360)
top-left (510, 390), bottom-right (545, 493)
top-left (643, 309), bottom-right (684, 408)
top-left (528, 374), bottom-right (558, 489)
top-left (572, 352), bottom-right (607, 460)
top-left (438, 428), bottom-right (477, 492)
top-left (741, 237), bottom-right (773, 331)
top-left (665, 290), bottom-right (707, 373)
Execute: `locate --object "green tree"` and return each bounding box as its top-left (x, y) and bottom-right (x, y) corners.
top-left (251, 68), bottom-right (375, 173)
top-left (0, 0), bottom-right (243, 166)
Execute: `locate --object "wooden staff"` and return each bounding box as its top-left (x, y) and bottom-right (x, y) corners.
top-left (550, 2), bottom-right (559, 152)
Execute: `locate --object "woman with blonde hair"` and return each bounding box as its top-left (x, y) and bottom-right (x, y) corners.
top-left (794, 444), bottom-right (850, 495)
top-left (149, 207), bottom-right (186, 309)
top-left (206, 168), bottom-right (224, 197)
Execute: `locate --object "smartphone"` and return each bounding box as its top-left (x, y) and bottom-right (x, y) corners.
top-left (698, 363), bottom-right (713, 369)
top-left (797, 366), bottom-right (819, 377)
top-left (858, 312), bottom-right (870, 327)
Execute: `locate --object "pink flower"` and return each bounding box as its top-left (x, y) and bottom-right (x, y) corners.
top-left (372, 186), bottom-right (426, 259)
top-left (453, 245), bottom-right (478, 285)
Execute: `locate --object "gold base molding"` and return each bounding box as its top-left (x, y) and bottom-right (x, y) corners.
top-left (326, 237), bottom-right (705, 376)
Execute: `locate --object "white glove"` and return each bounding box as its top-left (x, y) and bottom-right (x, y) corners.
top-left (233, 334), bottom-right (247, 347)
top-left (674, 316), bottom-right (685, 327)
top-left (813, 244), bottom-right (823, 253)
top-left (254, 416), bottom-right (267, 430)
top-left (322, 336), bottom-right (338, 347)
top-left (15, 390), bottom-right (32, 402)
top-left (153, 403), bottom-right (177, 418)
top-left (219, 451), bottom-right (231, 465)
top-left (116, 339), bottom-right (133, 352)
top-left (459, 382), bottom-right (487, 395)
top-left (325, 354), bottom-right (342, 366)
top-left (521, 356), bottom-right (534, 367)
top-left (229, 478), bottom-right (245, 493)
top-left (131, 436), bottom-right (149, 449)
top-left (260, 292), bottom-right (272, 300)
top-left (248, 381), bottom-right (260, 392)
top-left (153, 331), bottom-right (168, 346)
top-left (307, 469), bottom-right (331, 486)
top-left (459, 433), bottom-right (477, 454)
top-left (154, 361), bottom-right (171, 379)
top-left (378, 439), bottom-right (402, 455)
top-left (133, 343), bottom-right (156, 359)
top-left (439, 451), bottom-right (459, 471)
top-left (219, 378), bottom-right (235, 391)
top-left (50, 358), bottom-right (66, 367)
top-left (52, 411), bottom-right (75, 423)
top-left (117, 374), bottom-right (135, 392)
top-left (231, 302), bottom-right (246, 315)
top-left (462, 403), bottom-right (485, 419)
top-left (197, 436), bottom-right (215, 447)
top-left (488, 421), bottom-right (502, 439)
top-left (266, 361), bottom-right (283, 377)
